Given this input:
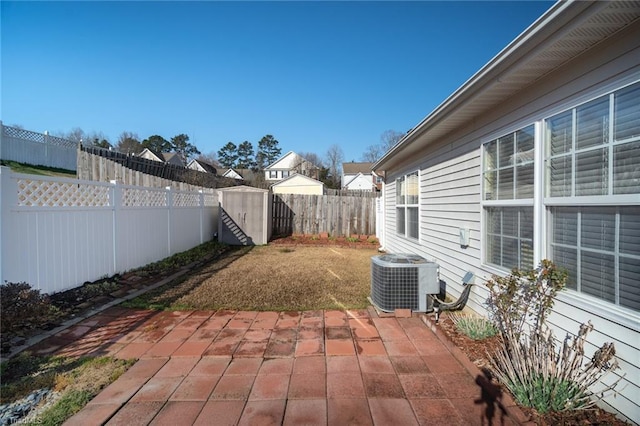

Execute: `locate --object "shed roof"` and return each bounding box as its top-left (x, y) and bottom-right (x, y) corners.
top-left (270, 173), bottom-right (324, 188)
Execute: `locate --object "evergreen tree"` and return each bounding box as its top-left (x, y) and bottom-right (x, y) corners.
top-left (237, 141), bottom-right (256, 169)
top-left (218, 142), bottom-right (239, 168)
top-left (255, 134), bottom-right (281, 170)
top-left (171, 133), bottom-right (200, 161)
top-left (141, 135), bottom-right (171, 153)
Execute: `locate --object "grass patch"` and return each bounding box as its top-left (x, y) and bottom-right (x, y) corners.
top-left (0, 160), bottom-right (76, 178)
top-left (1, 353), bottom-right (135, 424)
top-left (123, 245), bottom-right (377, 311)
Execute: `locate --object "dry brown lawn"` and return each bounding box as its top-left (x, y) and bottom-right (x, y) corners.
top-left (131, 245), bottom-right (379, 311)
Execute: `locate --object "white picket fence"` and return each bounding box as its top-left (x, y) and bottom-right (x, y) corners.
top-left (0, 121), bottom-right (78, 171)
top-left (0, 166), bottom-right (219, 294)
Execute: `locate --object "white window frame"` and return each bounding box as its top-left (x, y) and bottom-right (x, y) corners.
top-left (481, 124), bottom-right (537, 272)
top-left (543, 80), bottom-right (640, 313)
top-left (395, 170), bottom-right (420, 241)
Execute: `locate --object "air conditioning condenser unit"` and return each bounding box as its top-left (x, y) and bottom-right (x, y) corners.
top-left (370, 253), bottom-right (439, 312)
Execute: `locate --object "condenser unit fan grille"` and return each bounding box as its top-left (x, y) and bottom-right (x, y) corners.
top-left (370, 253), bottom-right (439, 313)
top-left (371, 264), bottom-right (420, 311)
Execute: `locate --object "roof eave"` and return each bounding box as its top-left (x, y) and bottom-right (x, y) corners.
top-left (373, 0), bottom-right (602, 173)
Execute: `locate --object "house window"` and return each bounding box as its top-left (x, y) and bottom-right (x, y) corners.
top-left (282, 170), bottom-right (290, 178)
top-left (482, 125), bottom-right (535, 270)
top-left (486, 207), bottom-right (534, 270)
top-left (269, 170), bottom-right (278, 179)
top-left (396, 171), bottom-right (419, 239)
top-left (545, 81), bottom-right (640, 311)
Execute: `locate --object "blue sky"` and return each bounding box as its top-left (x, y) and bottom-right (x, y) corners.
top-left (1, 1), bottom-right (553, 163)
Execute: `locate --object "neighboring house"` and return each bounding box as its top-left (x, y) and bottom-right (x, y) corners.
top-left (138, 148), bottom-right (185, 167)
top-left (373, 1), bottom-right (639, 422)
top-left (343, 173), bottom-right (376, 192)
top-left (271, 173), bottom-right (324, 195)
top-left (187, 159), bottom-right (217, 174)
top-left (222, 168), bottom-right (261, 185)
top-left (264, 151), bottom-right (320, 182)
top-left (341, 162), bottom-right (380, 191)
top-left (222, 168), bottom-right (244, 180)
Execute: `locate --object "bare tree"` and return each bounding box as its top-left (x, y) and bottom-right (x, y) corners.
top-left (361, 144), bottom-right (384, 162)
top-left (361, 129), bottom-right (405, 162)
top-left (59, 127), bottom-right (85, 143)
top-left (116, 131), bottom-right (142, 154)
top-left (325, 144), bottom-right (344, 189)
top-left (85, 131), bottom-right (111, 148)
top-left (380, 129), bottom-right (404, 151)
top-left (298, 152), bottom-right (324, 168)
top-left (197, 152), bottom-right (219, 167)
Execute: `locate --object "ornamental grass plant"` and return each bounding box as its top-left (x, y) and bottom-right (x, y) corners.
top-left (485, 260), bottom-right (623, 414)
top-left (449, 312), bottom-right (498, 340)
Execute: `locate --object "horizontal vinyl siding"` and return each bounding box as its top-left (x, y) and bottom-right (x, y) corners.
top-left (421, 150), bottom-right (487, 314)
top-left (381, 21), bottom-right (640, 422)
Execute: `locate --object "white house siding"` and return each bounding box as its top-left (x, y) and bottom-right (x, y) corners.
top-left (380, 20), bottom-right (640, 422)
top-left (344, 174), bottom-right (375, 191)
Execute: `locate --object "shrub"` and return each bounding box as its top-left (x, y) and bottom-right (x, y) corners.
top-left (485, 259), bottom-right (567, 339)
top-left (489, 321), bottom-right (621, 413)
top-left (485, 261), bottom-right (622, 413)
top-left (449, 313), bottom-right (497, 340)
top-left (0, 282), bottom-right (57, 335)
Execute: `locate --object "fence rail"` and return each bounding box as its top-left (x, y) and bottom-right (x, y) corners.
top-left (272, 193), bottom-right (377, 237)
top-left (0, 166), bottom-right (219, 294)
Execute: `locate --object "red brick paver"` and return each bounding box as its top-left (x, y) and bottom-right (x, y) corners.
top-left (50, 307), bottom-right (528, 425)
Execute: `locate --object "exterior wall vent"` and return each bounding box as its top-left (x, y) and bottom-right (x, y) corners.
top-left (370, 254), bottom-right (439, 312)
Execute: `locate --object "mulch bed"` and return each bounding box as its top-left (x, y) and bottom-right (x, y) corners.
top-left (270, 233), bottom-right (381, 249)
top-left (1, 248), bottom-right (228, 356)
top-left (436, 313), bottom-right (629, 425)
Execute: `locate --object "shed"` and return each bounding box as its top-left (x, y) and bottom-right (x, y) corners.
top-left (218, 186), bottom-right (271, 245)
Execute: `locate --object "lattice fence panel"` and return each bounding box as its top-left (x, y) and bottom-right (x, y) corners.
top-left (16, 178), bottom-right (110, 207)
top-left (2, 125), bottom-right (77, 148)
top-left (203, 192), bottom-right (218, 206)
top-left (122, 187), bottom-right (167, 207)
top-left (3, 126), bottom-right (45, 143)
top-left (173, 192), bottom-right (200, 207)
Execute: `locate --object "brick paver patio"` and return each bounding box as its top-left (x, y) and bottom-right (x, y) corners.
top-left (20, 306), bottom-right (530, 425)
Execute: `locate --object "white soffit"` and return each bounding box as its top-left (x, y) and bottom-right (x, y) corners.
top-left (375, 0), bottom-right (640, 171)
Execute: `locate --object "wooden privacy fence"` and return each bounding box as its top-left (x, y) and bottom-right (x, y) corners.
top-left (79, 145), bottom-right (239, 189)
top-left (272, 193), bottom-right (378, 237)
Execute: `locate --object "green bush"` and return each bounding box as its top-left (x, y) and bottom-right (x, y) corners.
top-left (0, 282), bottom-right (58, 335)
top-left (449, 313), bottom-right (497, 340)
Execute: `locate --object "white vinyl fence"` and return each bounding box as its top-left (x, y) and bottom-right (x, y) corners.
top-left (0, 121), bottom-right (78, 171)
top-left (0, 166), bottom-right (219, 294)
